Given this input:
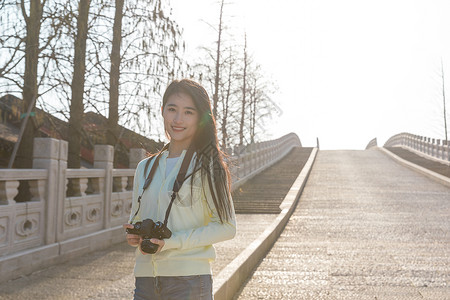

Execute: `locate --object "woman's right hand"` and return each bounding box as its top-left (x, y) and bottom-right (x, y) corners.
top-left (123, 223), bottom-right (140, 247)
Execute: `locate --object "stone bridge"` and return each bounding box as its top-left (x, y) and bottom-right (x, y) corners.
top-left (0, 133), bottom-right (449, 299)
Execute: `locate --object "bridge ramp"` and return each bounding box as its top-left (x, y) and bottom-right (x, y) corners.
top-left (236, 149), bottom-right (450, 299)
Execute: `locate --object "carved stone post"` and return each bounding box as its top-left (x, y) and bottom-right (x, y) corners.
top-left (56, 140), bottom-right (68, 242)
top-left (32, 138), bottom-right (66, 245)
top-left (94, 145), bottom-right (114, 229)
top-left (129, 148), bottom-right (146, 169)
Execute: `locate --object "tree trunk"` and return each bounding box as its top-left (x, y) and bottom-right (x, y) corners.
top-left (213, 0), bottom-right (224, 120)
top-left (107, 0), bottom-right (124, 166)
top-left (221, 48), bottom-right (233, 150)
top-left (15, 0), bottom-right (44, 168)
top-left (441, 59), bottom-right (448, 141)
top-left (250, 81), bottom-right (257, 143)
top-left (68, 0), bottom-right (91, 168)
top-left (239, 34), bottom-right (248, 146)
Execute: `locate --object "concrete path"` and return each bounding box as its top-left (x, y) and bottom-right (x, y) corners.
top-left (0, 214), bottom-right (276, 299)
top-left (235, 149), bottom-right (450, 299)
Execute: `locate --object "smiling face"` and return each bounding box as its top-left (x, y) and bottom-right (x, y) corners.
top-left (162, 92), bottom-right (199, 151)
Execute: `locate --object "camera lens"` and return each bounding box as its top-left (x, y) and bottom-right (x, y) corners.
top-left (141, 239), bottom-right (159, 254)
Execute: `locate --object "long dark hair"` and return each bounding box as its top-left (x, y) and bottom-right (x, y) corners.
top-left (161, 79), bottom-right (233, 223)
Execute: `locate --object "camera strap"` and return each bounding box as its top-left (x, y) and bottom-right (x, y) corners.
top-left (129, 144), bottom-right (196, 225)
top-left (163, 144), bottom-right (196, 226)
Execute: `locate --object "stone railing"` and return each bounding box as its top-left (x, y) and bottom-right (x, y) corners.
top-left (365, 138), bottom-right (377, 150)
top-left (384, 132), bottom-right (450, 163)
top-left (0, 133), bottom-right (301, 282)
top-left (0, 138), bottom-right (141, 283)
top-left (229, 132), bottom-right (302, 188)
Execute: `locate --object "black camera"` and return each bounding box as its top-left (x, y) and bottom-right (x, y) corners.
top-left (126, 219), bottom-right (172, 254)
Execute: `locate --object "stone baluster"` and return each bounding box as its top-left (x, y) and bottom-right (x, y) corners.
top-left (251, 144), bottom-right (256, 173)
top-left (244, 153), bottom-right (250, 177)
top-left (431, 138), bottom-right (435, 157)
top-left (253, 144), bottom-right (258, 171)
top-left (238, 155), bottom-right (244, 179)
top-left (443, 141), bottom-right (447, 161)
top-left (419, 136), bottom-right (424, 153)
top-left (444, 141), bottom-right (450, 162)
top-left (28, 180), bottom-right (46, 202)
top-left (251, 151), bottom-right (255, 174)
top-left (241, 153), bottom-right (246, 177)
top-left (257, 144), bottom-right (262, 170)
top-left (113, 176), bottom-right (128, 192)
top-left (444, 141), bottom-right (449, 162)
top-left (0, 180), bottom-right (19, 205)
top-left (264, 146), bottom-right (268, 166)
top-left (428, 138), bottom-right (432, 156)
top-left (69, 178), bottom-right (89, 197)
top-left (438, 140), bottom-right (442, 160)
top-left (442, 140), bottom-right (446, 161)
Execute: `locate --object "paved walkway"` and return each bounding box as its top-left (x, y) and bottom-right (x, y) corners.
top-left (0, 213), bottom-right (277, 300)
top-left (235, 149), bottom-right (450, 299)
top-left (0, 148), bottom-right (310, 299)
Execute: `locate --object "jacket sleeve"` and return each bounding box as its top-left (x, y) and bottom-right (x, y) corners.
top-left (163, 176), bottom-right (237, 251)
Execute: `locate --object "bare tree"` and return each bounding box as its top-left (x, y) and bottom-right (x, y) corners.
top-left (247, 66), bottom-right (281, 143)
top-left (35, 0), bottom-right (185, 165)
top-left (192, 17), bottom-right (282, 150)
top-left (238, 33), bottom-right (248, 146)
top-left (117, 0), bottom-right (186, 139)
top-left (194, 42), bottom-right (243, 150)
top-left (441, 58), bottom-right (448, 141)
top-left (107, 0), bottom-right (124, 149)
top-left (82, 0), bottom-right (186, 142)
top-left (212, 0), bottom-right (225, 120)
top-left (0, 0), bottom-right (64, 168)
top-left (68, 0), bottom-right (91, 168)
top-left (0, 2), bottom-right (24, 83)
top-left (13, 0), bottom-right (44, 168)
top-left (220, 47), bottom-right (235, 150)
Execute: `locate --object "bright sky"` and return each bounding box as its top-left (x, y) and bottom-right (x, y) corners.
top-left (170, 0), bottom-right (450, 149)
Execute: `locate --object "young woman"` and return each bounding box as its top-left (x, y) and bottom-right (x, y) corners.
top-left (124, 79), bottom-right (236, 300)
